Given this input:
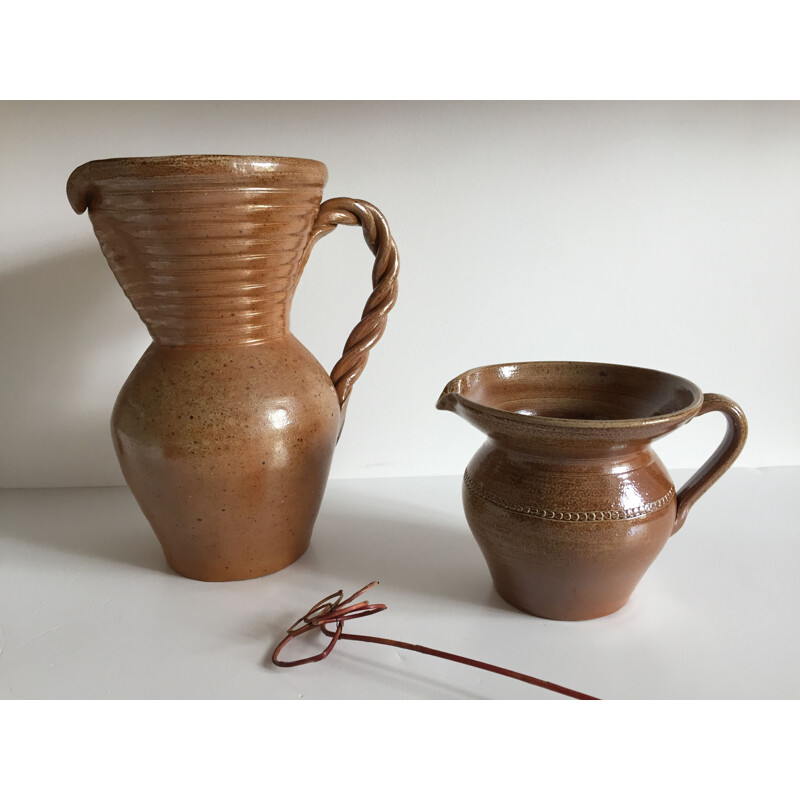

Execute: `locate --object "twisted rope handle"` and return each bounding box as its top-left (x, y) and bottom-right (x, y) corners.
top-left (300, 197), bottom-right (399, 411)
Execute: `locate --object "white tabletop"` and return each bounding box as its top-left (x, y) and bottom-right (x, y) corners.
top-left (1, 467), bottom-right (798, 700)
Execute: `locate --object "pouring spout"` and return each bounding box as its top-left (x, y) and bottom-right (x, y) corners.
top-left (435, 389), bottom-right (459, 413)
top-left (436, 380), bottom-right (506, 439)
top-left (66, 162), bottom-right (94, 214)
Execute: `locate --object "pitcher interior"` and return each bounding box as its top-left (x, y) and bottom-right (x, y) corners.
top-left (450, 362), bottom-right (702, 423)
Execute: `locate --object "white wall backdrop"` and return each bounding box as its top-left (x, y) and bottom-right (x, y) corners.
top-left (1, 101), bottom-right (798, 488)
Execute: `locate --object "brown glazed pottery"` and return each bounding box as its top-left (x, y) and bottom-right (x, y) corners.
top-left (437, 361), bottom-right (747, 620)
top-left (67, 155), bottom-right (398, 581)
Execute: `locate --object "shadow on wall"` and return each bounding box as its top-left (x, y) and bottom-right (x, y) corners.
top-left (0, 246), bottom-right (148, 488)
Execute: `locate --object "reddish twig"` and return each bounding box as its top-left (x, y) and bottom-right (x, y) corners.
top-left (272, 581), bottom-right (599, 700)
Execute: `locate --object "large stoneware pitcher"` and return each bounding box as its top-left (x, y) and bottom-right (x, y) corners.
top-left (68, 155), bottom-right (399, 581)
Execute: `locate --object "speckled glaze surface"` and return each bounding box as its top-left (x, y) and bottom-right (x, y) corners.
top-left (437, 362), bottom-right (747, 620)
top-left (68, 155), bottom-right (399, 581)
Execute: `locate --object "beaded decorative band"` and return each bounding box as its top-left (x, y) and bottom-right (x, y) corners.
top-left (464, 469), bottom-right (675, 522)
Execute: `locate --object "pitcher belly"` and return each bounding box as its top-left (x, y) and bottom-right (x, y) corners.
top-left (111, 337), bottom-right (340, 580)
top-left (462, 443), bottom-right (677, 620)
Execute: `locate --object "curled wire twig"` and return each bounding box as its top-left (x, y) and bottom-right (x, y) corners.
top-left (272, 581), bottom-right (387, 667)
top-left (272, 581), bottom-right (599, 700)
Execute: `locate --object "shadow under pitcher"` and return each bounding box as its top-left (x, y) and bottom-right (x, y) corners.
top-left (437, 361), bottom-right (747, 620)
top-left (68, 155), bottom-right (399, 581)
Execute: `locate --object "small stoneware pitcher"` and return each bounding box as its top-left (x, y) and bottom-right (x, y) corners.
top-left (68, 155), bottom-right (398, 581)
top-left (437, 361), bottom-right (747, 620)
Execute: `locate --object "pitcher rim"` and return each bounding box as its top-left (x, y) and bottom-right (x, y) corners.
top-left (437, 360), bottom-right (705, 431)
top-left (67, 154), bottom-right (328, 213)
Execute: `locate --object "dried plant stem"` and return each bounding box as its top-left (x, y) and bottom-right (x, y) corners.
top-left (327, 628), bottom-right (598, 700)
top-left (273, 581), bottom-right (600, 700)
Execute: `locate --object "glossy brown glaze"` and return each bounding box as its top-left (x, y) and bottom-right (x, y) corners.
top-left (437, 362), bottom-right (747, 620)
top-left (68, 155), bottom-right (399, 581)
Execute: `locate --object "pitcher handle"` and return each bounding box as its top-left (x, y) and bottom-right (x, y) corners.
top-left (300, 197), bottom-right (399, 416)
top-left (672, 393), bottom-right (748, 535)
